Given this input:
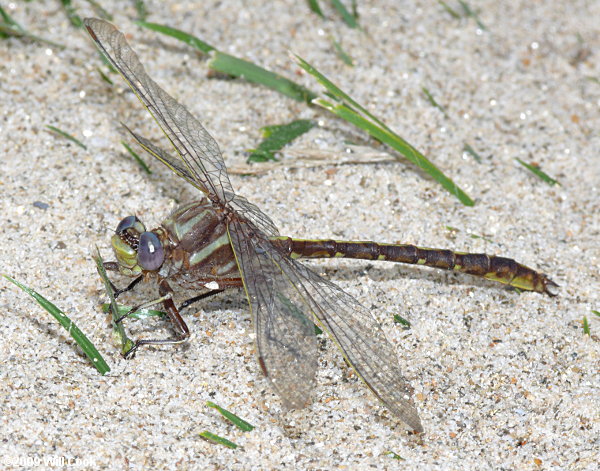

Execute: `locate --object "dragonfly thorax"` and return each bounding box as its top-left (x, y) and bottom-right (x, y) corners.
top-left (111, 215), bottom-right (165, 277)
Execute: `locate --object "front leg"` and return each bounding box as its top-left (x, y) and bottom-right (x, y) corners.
top-left (103, 261), bottom-right (143, 298)
top-left (124, 280), bottom-right (191, 358)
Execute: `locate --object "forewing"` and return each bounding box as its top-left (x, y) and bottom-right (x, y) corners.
top-left (84, 18), bottom-right (233, 202)
top-left (228, 219), bottom-right (423, 432)
top-left (227, 218), bottom-right (318, 409)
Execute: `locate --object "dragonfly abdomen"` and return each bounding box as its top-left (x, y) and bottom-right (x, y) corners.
top-left (272, 237), bottom-right (556, 294)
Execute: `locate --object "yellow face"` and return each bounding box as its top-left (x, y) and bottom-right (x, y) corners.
top-left (111, 233), bottom-right (143, 277)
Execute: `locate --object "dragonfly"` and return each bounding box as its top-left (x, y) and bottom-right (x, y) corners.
top-left (85, 18), bottom-right (557, 433)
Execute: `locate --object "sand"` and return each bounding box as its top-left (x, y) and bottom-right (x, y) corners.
top-left (0, 1), bottom-right (598, 469)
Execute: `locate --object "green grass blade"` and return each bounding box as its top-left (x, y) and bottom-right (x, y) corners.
top-left (307, 0), bottom-right (324, 17)
top-left (393, 314), bottom-right (411, 329)
top-left (59, 0), bottom-right (83, 28)
top-left (422, 87), bottom-right (448, 117)
top-left (101, 303), bottom-right (166, 320)
top-left (94, 250), bottom-right (135, 355)
top-left (515, 158), bottom-right (559, 186)
top-left (332, 38), bottom-right (354, 66)
top-left (582, 316), bottom-right (590, 335)
top-left (45, 125), bottom-right (87, 150)
top-left (135, 20), bottom-right (215, 54)
top-left (199, 431), bottom-right (238, 449)
top-left (122, 140), bottom-right (152, 174)
top-left (386, 450), bottom-right (405, 460)
top-left (0, 6), bottom-right (64, 48)
top-left (97, 67), bottom-right (113, 85)
top-left (463, 143), bottom-right (482, 163)
top-left (206, 401), bottom-right (255, 431)
top-left (592, 310), bottom-right (600, 318)
top-left (209, 51), bottom-right (317, 103)
top-left (437, 0), bottom-right (461, 19)
top-left (457, 0), bottom-right (487, 30)
top-left (331, 0), bottom-right (359, 28)
top-left (134, 0), bottom-right (148, 21)
top-left (315, 98), bottom-right (475, 205)
top-left (248, 119), bottom-right (315, 162)
top-left (2, 275), bottom-right (110, 375)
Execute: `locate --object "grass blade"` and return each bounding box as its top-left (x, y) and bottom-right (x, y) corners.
top-left (422, 87), bottom-right (448, 117)
top-left (2, 274), bottom-right (110, 375)
top-left (437, 0), bottom-right (461, 19)
top-left (462, 143), bottom-right (482, 163)
top-left (136, 21), bottom-right (317, 103)
top-left (294, 55), bottom-right (474, 205)
top-left (0, 5), bottom-right (64, 48)
top-left (45, 125), bottom-right (87, 150)
top-left (457, 0), bottom-right (487, 30)
top-left (316, 97), bottom-right (475, 206)
top-left (248, 119), bottom-right (315, 162)
top-left (59, 0), bottom-right (84, 28)
top-left (94, 250), bottom-right (135, 355)
top-left (209, 51), bottom-right (317, 103)
top-left (582, 316), bottom-right (590, 335)
top-left (515, 158), bottom-right (559, 186)
top-left (135, 20), bottom-right (215, 54)
top-left (331, 0), bottom-right (359, 28)
top-left (85, 0), bottom-right (113, 20)
top-left (100, 303), bottom-right (166, 320)
top-left (307, 0), bottom-right (324, 17)
top-left (199, 431), bottom-right (238, 449)
top-left (122, 140), bottom-right (152, 174)
top-left (134, 0), bottom-right (148, 21)
top-left (206, 401), bottom-right (255, 431)
top-left (332, 37), bottom-right (354, 66)
top-left (393, 314), bottom-right (411, 330)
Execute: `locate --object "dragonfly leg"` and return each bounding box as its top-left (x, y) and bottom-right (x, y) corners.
top-left (103, 261), bottom-right (143, 298)
top-left (179, 289), bottom-right (224, 311)
top-left (124, 280), bottom-right (191, 359)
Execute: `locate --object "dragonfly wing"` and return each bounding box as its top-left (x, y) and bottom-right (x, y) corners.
top-left (228, 218), bottom-right (423, 432)
top-left (84, 18), bottom-right (234, 203)
top-left (227, 218), bottom-right (318, 409)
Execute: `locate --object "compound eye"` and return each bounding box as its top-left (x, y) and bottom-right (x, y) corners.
top-left (116, 215), bottom-right (146, 235)
top-left (137, 232), bottom-right (164, 271)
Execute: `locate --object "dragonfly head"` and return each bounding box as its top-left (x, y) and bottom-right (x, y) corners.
top-left (111, 215), bottom-right (165, 276)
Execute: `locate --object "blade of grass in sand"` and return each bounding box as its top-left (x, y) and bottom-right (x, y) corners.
top-left (60, 0), bottom-right (83, 28)
top-left (0, 5), bottom-right (64, 48)
top-left (122, 140), bottom-right (152, 174)
top-left (515, 158), bottom-right (559, 186)
top-left (331, 0), bottom-right (359, 28)
top-left (248, 119), bottom-right (315, 162)
top-left (422, 87), bottom-right (448, 117)
top-left (294, 55), bottom-right (474, 205)
top-left (2, 274), bottom-right (110, 375)
top-left (101, 303), bottom-right (166, 320)
top-left (206, 402), bottom-right (255, 431)
top-left (199, 431), bottom-right (238, 449)
top-left (393, 314), bottom-right (411, 329)
top-left (45, 125), bottom-right (87, 150)
top-left (437, 0), bottom-right (461, 19)
top-left (136, 21), bottom-right (317, 103)
top-left (134, 0), bottom-right (148, 21)
top-left (332, 37), bottom-right (354, 66)
top-left (307, 0), bottom-right (324, 17)
top-left (582, 316), bottom-right (590, 335)
top-left (457, 0), bottom-right (487, 30)
top-left (94, 250), bottom-right (135, 355)
top-left (463, 143), bottom-right (482, 163)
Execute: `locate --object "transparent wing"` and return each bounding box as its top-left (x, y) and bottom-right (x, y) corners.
top-left (227, 218), bottom-right (318, 409)
top-left (84, 18), bottom-right (233, 203)
top-left (228, 217), bottom-right (423, 432)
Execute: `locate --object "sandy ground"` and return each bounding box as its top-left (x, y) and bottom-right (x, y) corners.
top-left (1, 1), bottom-right (598, 469)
